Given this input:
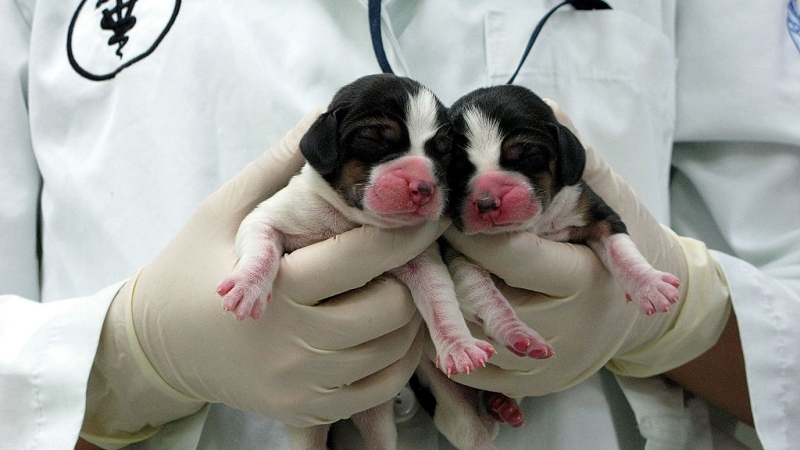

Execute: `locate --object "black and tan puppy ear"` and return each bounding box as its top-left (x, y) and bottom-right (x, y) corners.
top-left (299, 110), bottom-right (340, 175)
top-left (550, 123), bottom-right (586, 186)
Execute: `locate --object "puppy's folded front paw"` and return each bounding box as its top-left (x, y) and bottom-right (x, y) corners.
top-left (217, 274), bottom-right (271, 321)
top-left (626, 271), bottom-right (680, 316)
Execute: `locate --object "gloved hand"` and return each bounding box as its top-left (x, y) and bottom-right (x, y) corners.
top-left (442, 100), bottom-right (731, 398)
top-left (81, 109), bottom-right (447, 447)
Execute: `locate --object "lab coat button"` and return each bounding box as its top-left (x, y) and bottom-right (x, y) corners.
top-left (393, 384), bottom-right (419, 423)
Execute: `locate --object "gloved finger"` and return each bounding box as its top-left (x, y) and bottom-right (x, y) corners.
top-left (308, 326), bottom-right (425, 424)
top-left (446, 275), bottom-right (639, 397)
top-left (575, 143), bottom-right (683, 266)
top-left (542, 98), bottom-right (581, 138)
top-left (542, 100), bottom-right (652, 237)
top-left (517, 99), bottom-right (680, 274)
top-left (542, 99), bottom-right (614, 197)
top-left (443, 226), bottom-right (606, 297)
top-left (274, 220), bottom-right (450, 305)
top-left (418, 326), bottom-right (550, 399)
top-left (204, 108), bottom-right (325, 227)
top-left (579, 145), bottom-right (637, 219)
top-left (309, 313), bottom-right (423, 388)
top-left (292, 278), bottom-right (420, 350)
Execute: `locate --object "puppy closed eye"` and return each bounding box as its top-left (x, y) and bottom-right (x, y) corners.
top-left (355, 125), bottom-right (400, 143)
top-left (501, 137), bottom-right (551, 172)
top-left (349, 125), bottom-right (405, 160)
top-left (503, 143), bottom-right (527, 161)
top-left (502, 140), bottom-right (541, 161)
top-left (427, 127), bottom-right (452, 156)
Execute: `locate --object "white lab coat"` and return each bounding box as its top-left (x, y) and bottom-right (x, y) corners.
top-left (0, 0), bottom-right (797, 449)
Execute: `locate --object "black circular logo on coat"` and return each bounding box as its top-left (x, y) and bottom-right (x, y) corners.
top-left (67, 0), bottom-right (181, 81)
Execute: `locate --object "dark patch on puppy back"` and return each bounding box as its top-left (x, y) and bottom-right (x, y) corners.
top-left (566, 182), bottom-right (628, 244)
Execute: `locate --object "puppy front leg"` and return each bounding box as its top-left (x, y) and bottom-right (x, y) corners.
top-left (413, 358), bottom-right (500, 450)
top-left (589, 233), bottom-right (680, 316)
top-left (350, 400), bottom-right (397, 450)
top-left (443, 246), bottom-right (554, 359)
top-left (217, 207), bottom-right (284, 321)
top-left (390, 244), bottom-right (495, 376)
top-left (284, 423), bottom-right (332, 450)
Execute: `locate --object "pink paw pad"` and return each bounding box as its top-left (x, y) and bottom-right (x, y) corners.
top-left (485, 393), bottom-right (525, 428)
top-left (495, 327), bottom-right (554, 359)
top-left (506, 336), bottom-right (554, 359)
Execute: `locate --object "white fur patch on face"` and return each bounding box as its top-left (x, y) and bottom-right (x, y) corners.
top-left (462, 107), bottom-right (503, 173)
top-left (405, 88), bottom-right (441, 157)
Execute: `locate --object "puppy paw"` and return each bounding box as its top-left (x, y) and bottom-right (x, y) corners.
top-left (436, 339), bottom-right (495, 377)
top-left (627, 271), bottom-right (681, 316)
top-left (217, 273), bottom-right (271, 321)
top-left (484, 392), bottom-right (525, 428)
top-left (489, 323), bottom-right (554, 359)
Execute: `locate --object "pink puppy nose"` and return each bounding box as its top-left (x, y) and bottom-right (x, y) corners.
top-left (475, 193), bottom-right (502, 221)
top-left (476, 195), bottom-right (500, 214)
top-left (410, 180), bottom-right (434, 206)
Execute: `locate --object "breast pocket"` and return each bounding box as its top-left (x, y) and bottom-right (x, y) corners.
top-left (485, 9), bottom-right (676, 223)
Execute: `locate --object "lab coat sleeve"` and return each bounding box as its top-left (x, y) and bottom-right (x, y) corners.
top-left (0, 284), bottom-right (123, 450)
top-left (0, 0), bottom-right (41, 301)
top-left (0, 4), bottom-right (119, 449)
top-left (712, 252), bottom-right (800, 450)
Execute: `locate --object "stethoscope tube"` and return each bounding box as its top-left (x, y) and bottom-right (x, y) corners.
top-left (368, 0), bottom-right (611, 84)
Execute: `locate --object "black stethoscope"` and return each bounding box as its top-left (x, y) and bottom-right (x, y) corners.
top-left (369, 0), bottom-right (611, 85)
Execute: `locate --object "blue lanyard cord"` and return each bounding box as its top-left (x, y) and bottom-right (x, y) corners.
top-left (507, 0), bottom-right (611, 84)
top-left (789, 0), bottom-right (800, 55)
top-left (368, 0), bottom-right (611, 82)
top-left (368, 0), bottom-right (394, 74)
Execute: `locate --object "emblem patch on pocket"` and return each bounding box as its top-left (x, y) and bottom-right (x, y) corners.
top-left (67, 0), bottom-right (181, 81)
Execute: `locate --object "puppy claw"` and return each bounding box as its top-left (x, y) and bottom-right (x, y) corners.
top-left (217, 279), bottom-right (235, 296)
top-left (529, 346), bottom-right (554, 359)
top-left (436, 338), bottom-right (495, 376)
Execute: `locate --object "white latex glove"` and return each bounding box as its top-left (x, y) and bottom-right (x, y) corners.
top-left (81, 110), bottom-right (447, 448)
top-left (442, 100), bottom-right (731, 398)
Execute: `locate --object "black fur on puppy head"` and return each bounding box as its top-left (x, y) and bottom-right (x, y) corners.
top-left (447, 85), bottom-right (587, 234)
top-left (299, 74), bottom-right (452, 213)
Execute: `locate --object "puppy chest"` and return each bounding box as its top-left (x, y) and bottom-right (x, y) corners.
top-left (281, 204), bottom-right (356, 252)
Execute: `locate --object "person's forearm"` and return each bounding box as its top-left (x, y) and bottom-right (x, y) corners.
top-left (664, 311), bottom-right (752, 425)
